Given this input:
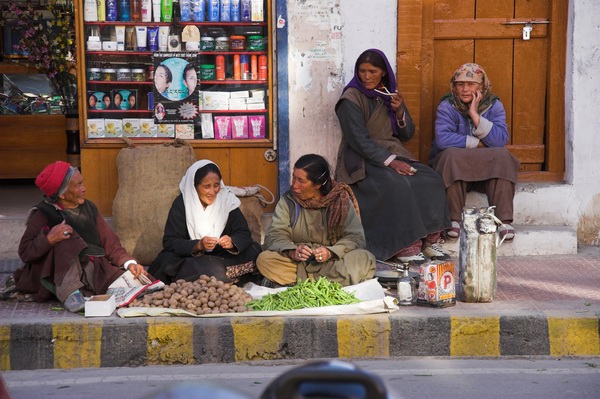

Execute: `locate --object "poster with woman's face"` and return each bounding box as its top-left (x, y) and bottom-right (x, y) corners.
top-left (153, 52), bottom-right (199, 124)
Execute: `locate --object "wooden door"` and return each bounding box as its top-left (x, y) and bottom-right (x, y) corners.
top-left (398, 0), bottom-right (567, 182)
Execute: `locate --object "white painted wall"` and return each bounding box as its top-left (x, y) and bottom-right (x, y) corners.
top-left (283, 0), bottom-right (600, 244)
top-left (285, 0), bottom-right (397, 176)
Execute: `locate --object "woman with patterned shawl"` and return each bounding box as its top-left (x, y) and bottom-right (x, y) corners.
top-left (430, 63), bottom-right (520, 242)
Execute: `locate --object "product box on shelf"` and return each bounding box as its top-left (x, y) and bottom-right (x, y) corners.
top-left (229, 98), bottom-right (247, 110)
top-left (88, 91), bottom-right (110, 110)
top-left (87, 119), bottom-right (105, 138)
top-left (230, 90), bottom-right (251, 99)
top-left (200, 113), bottom-right (214, 139)
top-left (246, 102), bottom-right (265, 110)
top-left (231, 115), bottom-right (249, 139)
top-left (112, 89), bottom-right (138, 110)
top-left (104, 119), bottom-right (123, 137)
top-left (248, 115), bottom-right (265, 138)
top-left (214, 116), bottom-right (232, 140)
top-left (176, 124), bottom-right (195, 140)
top-left (139, 118), bottom-right (157, 138)
top-left (202, 91), bottom-right (230, 111)
top-left (123, 118), bottom-right (141, 137)
top-left (157, 123), bottom-right (175, 138)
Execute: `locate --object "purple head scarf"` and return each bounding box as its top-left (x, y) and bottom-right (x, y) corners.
top-left (341, 48), bottom-right (400, 136)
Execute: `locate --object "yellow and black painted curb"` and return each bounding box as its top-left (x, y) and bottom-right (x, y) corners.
top-left (1, 314), bottom-right (599, 370)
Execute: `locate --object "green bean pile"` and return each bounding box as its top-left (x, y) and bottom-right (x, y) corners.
top-left (247, 277), bottom-right (360, 311)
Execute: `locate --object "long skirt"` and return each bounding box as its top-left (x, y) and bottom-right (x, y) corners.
top-left (350, 161), bottom-right (450, 261)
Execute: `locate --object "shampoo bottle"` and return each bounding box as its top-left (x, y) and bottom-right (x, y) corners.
top-left (220, 0), bottom-right (230, 22)
top-left (106, 0), bottom-right (118, 21)
top-left (119, 0), bottom-right (131, 21)
top-left (230, 0), bottom-right (240, 22)
top-left (141, 0), bottom-right (152, 21)
top-left (193, 0), bottom-right (205, 21)
top-left (84, 0), bottom-right (98, 21)
top-left (97, 0), bottom-right (107, 21)
top-left (179, 0), bottom-right (191, 21)
top-left (161, 0), bottom-right (173, 22)
top-left (131, 0), bottom-right (142, 21)
top-left (240, 0), bottom-right (250, 22)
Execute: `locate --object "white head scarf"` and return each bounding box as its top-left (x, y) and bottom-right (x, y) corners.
top-left (179, 160), bottom-right (241, 239)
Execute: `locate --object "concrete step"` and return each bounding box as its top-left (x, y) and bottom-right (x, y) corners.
top-left (0, 216), bottom-right (578, 260)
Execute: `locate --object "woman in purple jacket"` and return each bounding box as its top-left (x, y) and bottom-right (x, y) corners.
top-left (430, 63), bottom-right (520, 242)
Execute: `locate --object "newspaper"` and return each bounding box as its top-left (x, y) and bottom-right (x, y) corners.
top-left (106, 271), bottom-right (165, 307)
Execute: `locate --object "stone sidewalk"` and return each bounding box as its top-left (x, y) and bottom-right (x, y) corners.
top-left (1, 247), bottom-right (600, 371)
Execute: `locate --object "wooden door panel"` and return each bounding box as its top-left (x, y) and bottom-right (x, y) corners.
top-left (474, 39), bottom-right (514, 134)
top-left (399, 0), bottom-right (566, 181)
top-left (513, 39), bottom-right (548, 146)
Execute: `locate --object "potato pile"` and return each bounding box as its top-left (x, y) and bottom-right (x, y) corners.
top-left (127, 275), bottom-right (253, 314)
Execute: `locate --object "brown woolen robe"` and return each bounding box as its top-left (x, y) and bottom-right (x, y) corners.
top-left (14, 201), bottom-right (131, 302)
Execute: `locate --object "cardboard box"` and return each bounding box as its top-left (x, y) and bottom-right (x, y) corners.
top-left (85, 294), bottom-right (116, 317)
top-left (202, 91), bottom-right (230, 110)
top-left (417, 261), bottom-right (456, 308)
top-left (176, 124), bottom-right (195, 139)
top-left (200, 113), bottom-right (214, 139)
top-left (87, 119), bottom-right (105, 138)
top-left (104, 119), bottom-right (123, 137)
top-left (231, 116), bottom-right (248, 139)
top-left (246, 102), bottom-right (265, 110)
top-left (248, 115), bottom-right (266, 138)
top-left (228, 98), bottom-right (247, 110)
top-left (214, 116), bottom-right (232, 140)
top-left (157, 123), bottom-right (175, 138)
top-left (122, 118), bottom-right (141, 137)
top-left (139, 118), bottom-right (157, 137)
top-left (230, 90), bottom-right (250, 99)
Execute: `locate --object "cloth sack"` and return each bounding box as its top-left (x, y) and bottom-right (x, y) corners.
top-left (112, 139), bottom-right (197, 265)
top-left (458, 206), bottom-right (499, 302)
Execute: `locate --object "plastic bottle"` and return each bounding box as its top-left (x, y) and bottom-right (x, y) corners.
top-left (161, 0), bottom-right (173, 22)
top-left (250, 55), bottom-right (257, 80)
top-left (240, 0), bottom-right (250, 22)
top-left (397, 264), bottom-right (416, 306)
top-left (119, 0), bottom-right (131, 21)
top-left (233, 54), bottom-right (241, 80)
top-left (106, 0), bottom-right (118, 21)
top-left (179, 0), bottom-right (191, 21)
top-left (193, 0), bottom-right (205, 21)
top-left (220, 0), bottom-right (230, 22)
top-left (258, 55), bottom-right (267, 80)
top-left (84, 0), bottom-right (98, 21)
top-left (97, 0), bottom-right (107, 21)
top-left (215, 55), bottom-right (225, 81)
top-left (130, 0), bottom-right (142, 21)
top-left (141, 0), bottom-right (152, 21)
top-left (208, 0), bottom-right (219, 22)
top-left (230, 0), bottom-right (240, 22)
top-left (240, 54), bottom-right (249, 80)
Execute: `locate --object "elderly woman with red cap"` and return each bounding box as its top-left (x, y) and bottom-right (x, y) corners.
top-left (10, 161), bottom-right (147, 313)
top-left (430, 63), bottom-right (520, 242)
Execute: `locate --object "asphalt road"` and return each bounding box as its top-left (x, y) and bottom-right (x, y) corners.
top-left (2, 358), bottom-right (600, 399)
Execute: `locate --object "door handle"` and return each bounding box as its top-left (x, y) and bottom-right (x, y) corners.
top-left (502, 20), bottom-right (550, 41)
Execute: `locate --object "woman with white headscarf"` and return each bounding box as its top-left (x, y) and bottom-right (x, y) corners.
top-left (148, 160), bottom-right (261, 284)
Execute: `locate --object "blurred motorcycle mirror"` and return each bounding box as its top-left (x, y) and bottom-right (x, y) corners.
top-left (259, 360), bottom-right (396, 399)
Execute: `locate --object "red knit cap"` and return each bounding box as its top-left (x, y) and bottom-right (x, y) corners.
top-left (35, 161), bottom-right (71, 197)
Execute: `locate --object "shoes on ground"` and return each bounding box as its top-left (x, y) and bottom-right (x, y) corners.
top-left (422, 242), bottom-right (451, 261)
top-left (394, 252), bottom-right (429, 267)
top-left (445, 221), bottom-right (460, 240)
top-left (0, 274), bottom-right (16, 300)
top-left (499, 223), bottom-right (515, 242)
top-left (64, 290), bottom-right (85, 313)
